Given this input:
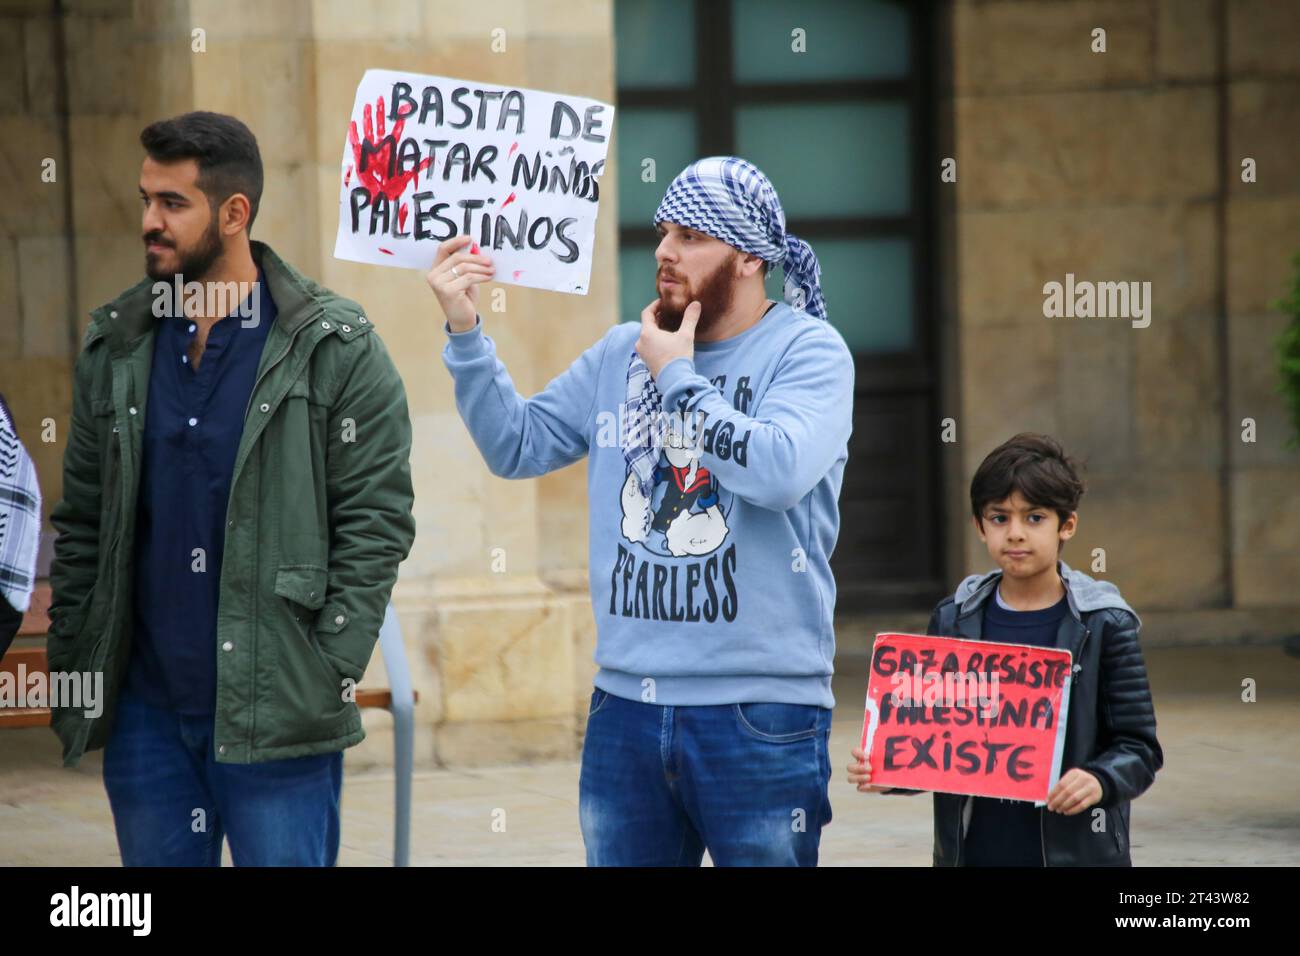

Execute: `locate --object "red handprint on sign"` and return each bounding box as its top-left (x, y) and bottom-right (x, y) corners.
top-left (347, 95), bottom-right (433, 232)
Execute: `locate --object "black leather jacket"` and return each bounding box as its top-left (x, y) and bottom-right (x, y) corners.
top-left (894, 560), bottom-right (1163, 866)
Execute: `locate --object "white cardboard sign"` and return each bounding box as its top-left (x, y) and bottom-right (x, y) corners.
top-left (333, 69), bottom-right (614, 295)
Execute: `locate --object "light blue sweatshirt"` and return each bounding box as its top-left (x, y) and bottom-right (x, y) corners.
top-left (441, 302), bottom-right (855, 708)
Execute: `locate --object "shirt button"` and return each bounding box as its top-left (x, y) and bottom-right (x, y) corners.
top-left (321, 321), bottom-right (331, 330)
top-left (228, 519), bottom-right (234, 528)
top-left (181, 355), bottom-right (188, 364)
top-left (188, 324), bottom-right (196, 333)
top-left (222, 641), bottom-right (233, 652)
top-left (128, 406), bottom-right (137, 415)
top-left (188, 417), bottom-right (198, 427)
top-left (109, 310), bottom-right (118, 319)
top-left (260, 403), bottom-right (270, 413)
top-left (341, 324), bottom-right (351, 333)
top-left (334, 614), bottom-right (345, 626)
top-left (218, 745), bottom-right (226, 755)
top-left (358, 315), bottom-right (368, 324)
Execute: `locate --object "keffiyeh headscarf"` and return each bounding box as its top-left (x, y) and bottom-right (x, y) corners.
top-left (621, 157), bottom-right (827, 520)
top-left (0, 393), bottom-right (41, 615)
top-left (652, 156), bottom-right (827, 323)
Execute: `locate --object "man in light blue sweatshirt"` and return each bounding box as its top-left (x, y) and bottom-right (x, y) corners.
top-left (429, 157), bottom-right (855, 866)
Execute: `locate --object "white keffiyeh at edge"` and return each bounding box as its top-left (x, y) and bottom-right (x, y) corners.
top-left (620, 156), bottom-right (828, 532)
top-left (0, 394), bottom-right (41, 614)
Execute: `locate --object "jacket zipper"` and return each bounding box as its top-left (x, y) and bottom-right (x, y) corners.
top-left (956, 796), bottom-right (968, 865)
top-left (222, 314), bottom-right (315, 502)
top-left (242, 313), bottom-right (319, 422)
top-left (953, 597), bottom-right (982, 867)
top-left (220, 312), bottom-right (319, 759)
top-left (83, 346), bottom-right (136, 752)
top-left (73, 634), bottom-right (110, 752)
top-left (1040, 807), bottom-right (1047, 866)
top-left (105, 425), bottom-right (123, 552)
top-left (953, 580), bottom-right (1093, 867)
top-left (1074, 623), bottom-right (1093, 670)
top-left (1043, 623), bottom-right (1091, 866)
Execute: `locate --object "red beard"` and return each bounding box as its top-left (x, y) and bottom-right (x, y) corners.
top-left (655, 251), bottom-right (740, 336)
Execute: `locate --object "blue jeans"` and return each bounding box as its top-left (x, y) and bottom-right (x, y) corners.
top-left (578, 690), bottom-right (833, 866)
top-left (102, 688), bottom-right (343, 866)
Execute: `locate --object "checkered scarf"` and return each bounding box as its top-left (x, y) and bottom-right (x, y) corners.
top-left (0, 393), bottom-right (41, 614)
top-left (621, 157), bottom-right (827, 514)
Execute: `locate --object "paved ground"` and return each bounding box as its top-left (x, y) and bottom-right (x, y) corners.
top-left (2, 645), bottom-right (1297, 866)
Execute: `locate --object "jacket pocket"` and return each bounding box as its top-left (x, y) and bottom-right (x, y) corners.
top-left (274, 565), bottom-right (328, 611)
top-left (49, 585), bottom-right (95, 645)
top-left (46, 582), bottom-right (106, 678)
top-left (273, 565), bottom-right (337, 676)
top-left (263, 564), bottom-right (352, 746)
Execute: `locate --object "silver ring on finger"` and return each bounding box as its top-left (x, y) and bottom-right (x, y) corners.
top-left (451, 266), bottom-right (461, 277)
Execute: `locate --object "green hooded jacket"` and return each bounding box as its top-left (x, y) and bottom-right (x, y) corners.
top-left (46, 241), bottom-right (416, 766)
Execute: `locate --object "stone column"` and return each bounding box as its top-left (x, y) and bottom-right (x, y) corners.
top-left (1223, 0), bottom-right (1300, 606)
top-left (301, 0), bottom-right (616, 766)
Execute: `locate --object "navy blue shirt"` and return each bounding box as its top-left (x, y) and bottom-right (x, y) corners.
top-left (962, 586), bottom-right (1069, 867)
top-left (127, 272), bottom-right (277, 715)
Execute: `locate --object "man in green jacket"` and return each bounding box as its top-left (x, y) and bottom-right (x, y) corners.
top-left (47, 112), bottom-right (416, 866)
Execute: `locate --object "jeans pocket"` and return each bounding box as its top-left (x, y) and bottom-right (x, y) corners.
top-left (733, 702), bottom-right (824, 743)
top-left (588, 688), bottom-right (611, 717)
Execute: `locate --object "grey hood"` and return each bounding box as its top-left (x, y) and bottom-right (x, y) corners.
top-left (953, 558), bottom-right (1141, 629)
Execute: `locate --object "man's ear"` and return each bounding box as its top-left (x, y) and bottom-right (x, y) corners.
top-left (1058, 510), bottom-right (1078, 542)
top-left (220, 192), bottom-right (253, 236)
top-left (972, 514), bottom-right (985, 542)
top-left (739, 252), bottom-right (765, 279)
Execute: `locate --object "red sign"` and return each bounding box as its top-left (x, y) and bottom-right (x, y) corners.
top-left (859, 632), bottom-right (1073, 803)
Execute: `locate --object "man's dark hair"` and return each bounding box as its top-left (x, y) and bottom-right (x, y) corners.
top-left (970, 433), bottom-right (1085, 530)
top-left (140, 111), bottom-right (263, 230)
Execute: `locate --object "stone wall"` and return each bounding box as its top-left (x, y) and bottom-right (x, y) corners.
top-left (1, 0), bottom-right (77, 534)
top-left (946, 0), bottom-right (1300, 610)
top-left (1, 0), bottom-right (199, 538)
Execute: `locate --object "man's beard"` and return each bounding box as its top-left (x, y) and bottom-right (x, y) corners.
top-left (144, 214), bottom-right (224, 282)
top-left (656, 251), bottom-right (739, 336)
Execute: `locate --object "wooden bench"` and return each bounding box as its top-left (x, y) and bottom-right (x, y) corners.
top-left (0, 582), bottom-right (54, 729)
top-left (0, 645), bottom-right (54, 728)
